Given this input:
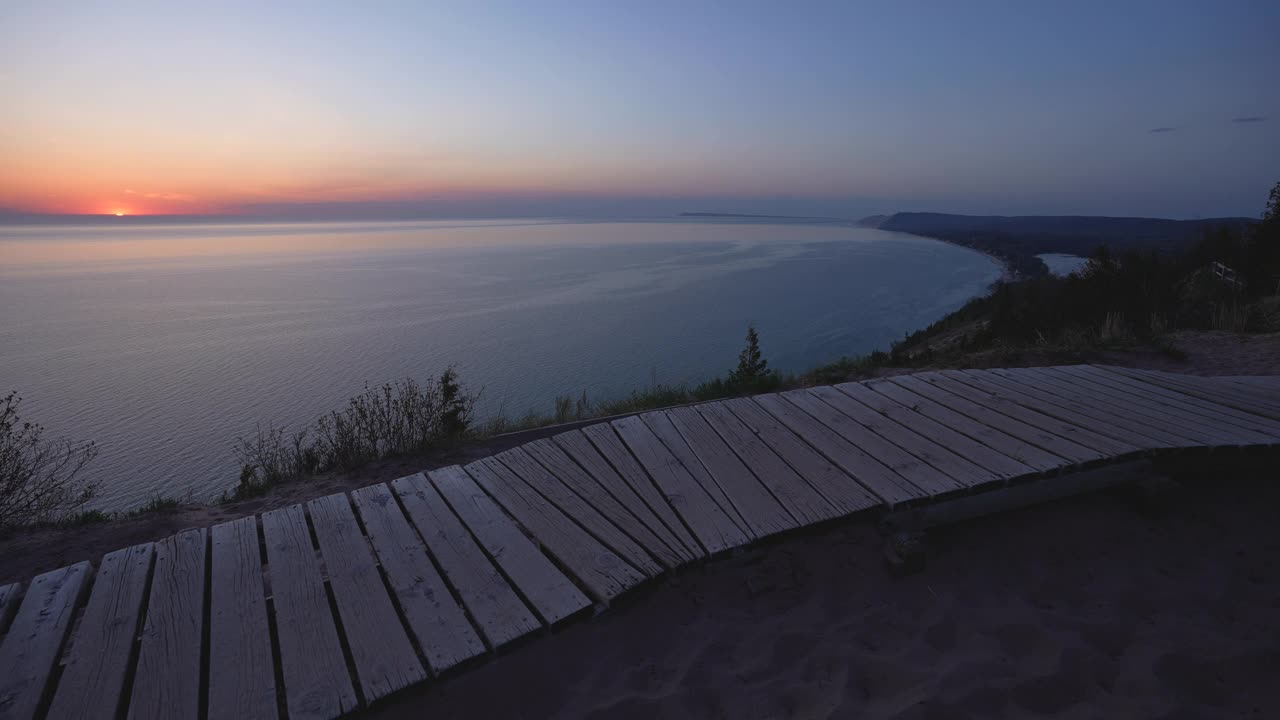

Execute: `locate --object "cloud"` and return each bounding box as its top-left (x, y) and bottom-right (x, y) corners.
top-left (1148, 127), bottom-right (1177, 133)
top-left (1232, 116), bottom-right (1266, 123)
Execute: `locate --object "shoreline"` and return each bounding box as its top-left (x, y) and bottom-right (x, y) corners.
top-left (896, 228), bottom-right (1027, 282)
top-left (855, 216), bottom-right (1022, 283)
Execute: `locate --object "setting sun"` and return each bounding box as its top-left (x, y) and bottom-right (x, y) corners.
top-left (114, 211), bottom-right (125, 217)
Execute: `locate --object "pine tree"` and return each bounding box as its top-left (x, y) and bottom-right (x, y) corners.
top-left (437, 367), bottom-right (471, 439)
top-left (1242, 180), bottom-right (1280, 297)
top-left (730, 325), bottom-right (769, 387)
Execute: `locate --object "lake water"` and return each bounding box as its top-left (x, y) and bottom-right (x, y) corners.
top-left (1037, 253), bottom-right (1090, 277)
top-left (1, 219), bottom-right (1001, 511)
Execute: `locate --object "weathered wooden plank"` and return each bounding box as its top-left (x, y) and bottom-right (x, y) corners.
top-left (887, 375), bottom-right (1101, 464)
top-left (1125, 368), bottom-right (1280, 416)
top-left (1099, 366), bottom-right (1280, 426)
top-left (1218, 376), bottom-right (1280, 403)
top-left (1007, 367), bottom-right (1241, 446)
top-left (639, 410), bottom-right (751, 534)
top-left (351, 483), bottom-right (485, 675)
top-left (1221, 376), bottom-right (1280, 392)
top-left (809, 385), bottom-right (995, 488)
top-left (261, 504), bottom-right (357, 720)
top-left (468, 456), bottom-right (648, 601)
top-left (696, 401), bottom-right (844, 525)
top-left (1165, 374), bottom-right (1280, 419)
top-left (391, 473), bottom-right (542, 647)
top-left (1101, 365), bottom-right (1280, 416)
top-left (611, 415), bottom-right (750, 554)
top-left (915, 371), bottom-right (1140, 457)
top-left (208, 517), bottom-right (277, 720)
top-left (833, 382), bottom-right (1035, 481)
top-left (863, 377), bottom-right (1065, 473)
top-left (1217, 377), bottom-right (1280, 407)
top-left (0, 562), bottom-right (90, 720)
top-left (782, 388), bottom-right (965, 494)
top-left (128, 529), bottom-right (205, 720)
top-left (307, 492), bottom-right (426, 702)
top-left (553, 429), bottom-right (701, 563)
top-left (1156, 369), bottom-right (1280, 392)
top-left (722, 397), bottom-right (881, 514)
top-left (753, 393), bottom-right (926, 505)
top-left (1224, 375), bottom-right (1280, 384)
top-left (1050, 366), bottom-right (1279, 445)
top-left (0, 584), bottom-right (20, 639)
top-left (429, 466), bottom-right (591, 623)
top-left (47, 544), bottom-right (154, 720)
top-left (498, 446), bottom-right (663, 577)
top-left (980, 368), bottom-right (1194, 448)
top-left (1085, 366), bottom-right (1280, 431)
top-left (521, 439), bottom-right (683, 569)
top-left (573, 424), bottom-right (704, 559)
top-left (665, 406), bottom-right (798, 537)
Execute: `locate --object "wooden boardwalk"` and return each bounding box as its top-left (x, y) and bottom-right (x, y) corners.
top-left (2, 365), bottom-right (1277, 719)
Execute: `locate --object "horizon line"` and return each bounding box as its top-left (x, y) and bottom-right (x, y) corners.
top-left (0, 210), bottom-right (1260, 225)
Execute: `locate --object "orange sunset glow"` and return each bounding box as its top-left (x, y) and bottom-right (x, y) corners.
top-left (1, 2), bottom-right (1274, 220)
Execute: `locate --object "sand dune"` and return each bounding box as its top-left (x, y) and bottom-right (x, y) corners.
top-left (371, 472), bottom-right (1279, 719)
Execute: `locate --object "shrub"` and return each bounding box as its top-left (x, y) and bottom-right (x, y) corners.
top-left (311, 373), bottom-right (475, 470)
top-left (233, 369), bottom-right (477, 494)
top-left (233, 424), bottom-right (317, 495)
top-left (0, 392), bottom-right (99, 529)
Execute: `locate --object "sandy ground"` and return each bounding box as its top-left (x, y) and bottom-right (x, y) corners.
top-left (367, 471), bottom-right (1280, 720)
top-left (892, 330), bottom-right (1280, 380)
top-left (0, 330), bottom-right (1277, 585)
top-left (1096, 330), bottom-right (1280, 376)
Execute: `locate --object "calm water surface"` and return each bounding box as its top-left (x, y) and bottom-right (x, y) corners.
top-left (1037, 253), bottom-right (1090, 277)
top-left (0, 219), bottom-right (1001, 510)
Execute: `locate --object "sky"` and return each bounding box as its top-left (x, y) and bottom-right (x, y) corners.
top-left (2, 0), bottom-right (1277, 220)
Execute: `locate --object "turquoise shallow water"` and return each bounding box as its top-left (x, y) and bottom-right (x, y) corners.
top-left (0, 218), bottom-right (1001, 510)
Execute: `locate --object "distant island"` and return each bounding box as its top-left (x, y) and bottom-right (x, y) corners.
top-left (859, 212), bottom-right (1257, 277)
top-left (680, 212), bottom-right (844, 221)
